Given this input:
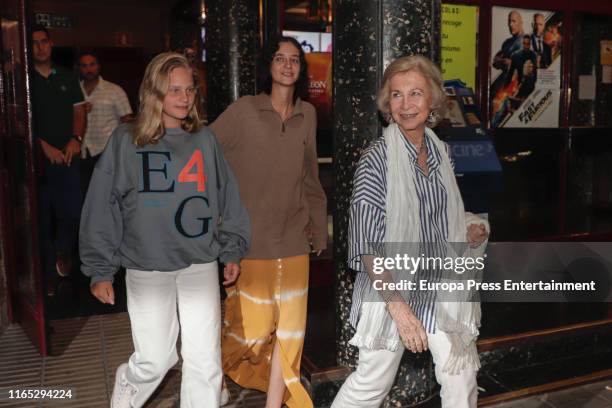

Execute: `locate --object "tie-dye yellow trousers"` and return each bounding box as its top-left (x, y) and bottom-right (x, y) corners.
top-left (222, 254), bottom-right (312, 407)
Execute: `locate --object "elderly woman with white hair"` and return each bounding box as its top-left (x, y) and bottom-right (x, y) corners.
top-left (332, 55), bottom-right (489, 408)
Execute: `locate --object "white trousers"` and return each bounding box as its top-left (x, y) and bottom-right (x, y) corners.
top-left (332, 330), bottom-right (478, 408)
top-left (123, 262), bottom-right (221, 408)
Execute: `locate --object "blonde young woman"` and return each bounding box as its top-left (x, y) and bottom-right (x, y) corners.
top-left (332, 55), bottom-right (489, 408)
top-left (80, 52), bottom-right (250, 408)
top-left (211, 36), bottom-right (328, 408)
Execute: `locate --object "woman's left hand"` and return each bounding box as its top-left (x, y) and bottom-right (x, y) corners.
top-left (467, 223), bottom-right (489, 248)
top-left (223, 262), bottom-right (240, 286)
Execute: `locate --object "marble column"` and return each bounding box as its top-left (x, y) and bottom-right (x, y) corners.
top-left (333, 0), bottom-right (441, 406)
top-left (205, 0), bottom-right (260, 122)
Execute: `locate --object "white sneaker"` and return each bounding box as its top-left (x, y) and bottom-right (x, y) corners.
top-left (220, 378), bottom-right (230, 406)
top-left (111, 363), bottom-right (138, 408)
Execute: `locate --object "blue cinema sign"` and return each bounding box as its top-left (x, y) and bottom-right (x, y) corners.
top-left (449, 140), bottom-right (501, 174)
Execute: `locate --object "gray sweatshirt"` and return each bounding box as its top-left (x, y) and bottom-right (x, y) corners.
top-left (80, 124), bottom-right (250, 285)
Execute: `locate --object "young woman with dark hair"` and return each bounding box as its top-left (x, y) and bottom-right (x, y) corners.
top-left (258, 36), bottom-right (309, 103)
top-left (211, 36), bottom-right (327, 408)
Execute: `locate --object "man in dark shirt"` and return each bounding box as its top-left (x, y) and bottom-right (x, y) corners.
top-left (492, 10), bottom-right (525, 78)
top-left (31, 24), bottom-right (87, 294)
top-left (506, 35), bottom-right (538, 86)
top-left (530, 13), bottom-right (552, 68)
top-left (491, 10), bottom-right (525, 105)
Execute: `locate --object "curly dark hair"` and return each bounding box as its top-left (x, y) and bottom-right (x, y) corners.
top-left (259, 36), bottom-right (308, 103)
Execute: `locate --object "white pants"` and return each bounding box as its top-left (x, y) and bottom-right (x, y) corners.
top-left (332, 330), bottom-right (478, 408)
top-left (123, 263), bottom-right (221, 408)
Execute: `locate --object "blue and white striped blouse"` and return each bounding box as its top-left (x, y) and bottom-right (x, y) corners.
top-left (347, 133), bottom-right (453, 334)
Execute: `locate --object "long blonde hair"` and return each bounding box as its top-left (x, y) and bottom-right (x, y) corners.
top-left (133, 52), bottom-right (202, 146)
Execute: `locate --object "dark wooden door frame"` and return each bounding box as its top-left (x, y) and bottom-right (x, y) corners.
top-left (0, 0), bottom-right (48, 355)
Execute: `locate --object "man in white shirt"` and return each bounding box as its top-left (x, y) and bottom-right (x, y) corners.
top-left (78, 52), bottom-right (132, 193)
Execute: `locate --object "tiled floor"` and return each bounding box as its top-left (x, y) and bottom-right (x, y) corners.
top-left (0, 313), bottom-right (268, 408)
top-left (0, 313), bottom-right (610, 407)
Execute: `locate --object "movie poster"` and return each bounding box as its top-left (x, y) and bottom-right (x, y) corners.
top-left (441, 3), bottom-right (478, 91)
top-left (305, 52), bottom-right (332, 131)
top-left (283, 31), bottom-right (333, 131)
top-left (490, 7), bottom-right (563, 128)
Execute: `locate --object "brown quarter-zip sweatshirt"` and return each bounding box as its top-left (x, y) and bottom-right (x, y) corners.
top-left (210, 92), bottom-right (328, 259)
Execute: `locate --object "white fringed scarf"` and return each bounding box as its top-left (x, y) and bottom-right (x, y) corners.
top-left (349, 123), bottom-right (488, 374)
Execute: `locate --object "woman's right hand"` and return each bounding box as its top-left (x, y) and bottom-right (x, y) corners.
top-left (91, 281), bottom-right (115, 305)
top-left (387, 301), bottom-right (428, 353)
